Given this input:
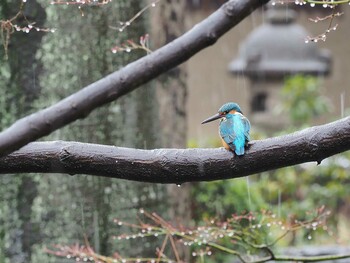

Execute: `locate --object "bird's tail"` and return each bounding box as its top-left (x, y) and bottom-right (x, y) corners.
top-left (235, 147), bottom-right (245, 156)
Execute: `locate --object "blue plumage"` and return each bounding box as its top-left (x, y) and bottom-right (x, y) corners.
top-left (219, 112), bottom-right (250, 155)
top-left (201, 102), bottom-right (250, 156)
top-left (218, 102), bottom-right (243, 114)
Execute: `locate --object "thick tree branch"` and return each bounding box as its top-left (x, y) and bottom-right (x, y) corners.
top-left (1, 117), bottom-right (349, 183)
top-left (0, 0), bottom-right (269, 157)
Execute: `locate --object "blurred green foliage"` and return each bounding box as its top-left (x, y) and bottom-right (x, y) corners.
top-left (193, 178), bottom-right (267, 220)
top-left (279, 74), bottom-right (331, 126)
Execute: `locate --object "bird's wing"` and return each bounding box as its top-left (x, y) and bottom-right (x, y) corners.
top-left (241, 115), bottom-right (251, 142)
top-left (219, 118), bottom-right (236, 145)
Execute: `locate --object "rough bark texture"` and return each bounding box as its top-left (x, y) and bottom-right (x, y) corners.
top-left (1, 117), bottom-right (349, 183)
top-left (0, 0), bottom-right (270, 157)
top-left (154, 0), bottom-right (188, 148)
top-left (0, 1), bottom-right (46, 261)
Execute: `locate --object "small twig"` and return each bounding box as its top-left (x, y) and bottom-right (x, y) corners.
top-left (50, 0), bottom-right (112, 17)
top-left (270, 0), bottom-right (347, 43)
top-left (305, 7), bottom-right (342, 42)
top-left (0, 1), bottom-right (24, 59)
top-left (111, 34), bottom-right (152, 54)
top-left (274, 253), bottom-right (350, 262)
top-left (109, 0), bottom-right (162, 33)
top-left (0, 1), bottom-right (54, 59)
top-left (271, 0), bottom-right (350, 5)
top-left (50, 0), bottom-right (112, 6)
top-left (308, 11), bottom-right (343, 23)
top-left (157, 233), bottom-right (169, 262)
top-left (168, 234), bottom-right (181, 262)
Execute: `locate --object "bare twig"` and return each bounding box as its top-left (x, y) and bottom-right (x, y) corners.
top-left (305, 7), bottom-right (343, 43)
top-left (111, 34), bottom-right (151, 54)
top-left (109, 0), bottom-right (162, 33)
top-left (0, 1), bottom-right (54, 59)
top-left (50, 0), bottom-right (112, 6)
top-left (271, 0), bottom-right (347, 43)
top-left (46, 208), bottom-right (350, 263)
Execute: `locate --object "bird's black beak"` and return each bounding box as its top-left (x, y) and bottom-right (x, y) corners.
top-left (201, 113), bottom-right (222, 124)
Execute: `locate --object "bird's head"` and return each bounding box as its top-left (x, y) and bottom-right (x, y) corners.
top-left (201, 102), bottom-right (242, 124)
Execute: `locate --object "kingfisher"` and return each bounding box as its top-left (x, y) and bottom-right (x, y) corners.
top-left (201, 102), bottom-right (250, 156)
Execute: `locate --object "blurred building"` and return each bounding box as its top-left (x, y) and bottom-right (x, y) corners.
top-left (185, 3), bottom-right (350, 145)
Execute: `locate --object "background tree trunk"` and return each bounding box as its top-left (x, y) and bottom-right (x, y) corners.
top-left (153, 0), bottom-right (191, 260)
top-left (0, 1), bottom-right (45, 261)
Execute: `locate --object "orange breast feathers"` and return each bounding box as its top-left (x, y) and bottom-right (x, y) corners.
top-left (221, 138), bottom-right (231, 150)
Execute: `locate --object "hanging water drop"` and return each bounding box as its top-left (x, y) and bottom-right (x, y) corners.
top-left (340, 92), bottom-right (345, 118)
top-left (246, 177), bottom-right (251, 210)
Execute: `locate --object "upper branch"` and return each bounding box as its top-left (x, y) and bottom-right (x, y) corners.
top-left (0, 0), bottom-right (269, 157)
top-left (1, 117), bottom-right (349, 183)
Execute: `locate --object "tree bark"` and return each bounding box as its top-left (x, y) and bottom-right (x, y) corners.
top-left (0, 0), bottom-right (270, 157)
top-left (0, 1), bottom-right (46, 261)
top-left (153, 0), bottom-right (190, 260)
top-left (1, 116), bottom-right (349, 183)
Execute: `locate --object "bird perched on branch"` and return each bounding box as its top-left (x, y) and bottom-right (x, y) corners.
top-left (201, 102), bottom-right (250, 156)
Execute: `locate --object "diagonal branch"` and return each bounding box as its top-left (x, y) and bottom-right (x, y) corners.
top-left (0, 117), bottom-right (349, 183)
top-left (0, 0), bottom-right (269, 157)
